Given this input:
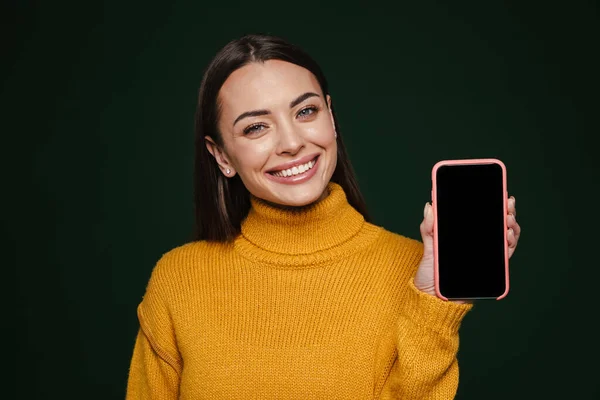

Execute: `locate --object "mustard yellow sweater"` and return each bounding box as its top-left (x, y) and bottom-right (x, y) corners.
top-left (126, 182), bottom-right (473, 399)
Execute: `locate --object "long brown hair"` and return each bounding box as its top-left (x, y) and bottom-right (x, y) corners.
top-left (193, 34), bottom-right (370, 242)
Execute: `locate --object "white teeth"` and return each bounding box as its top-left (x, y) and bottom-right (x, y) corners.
top-left (271, 158), bottom-right (316, 177)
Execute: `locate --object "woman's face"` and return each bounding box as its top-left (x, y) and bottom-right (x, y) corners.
top-left (206, 60), bottom-right (338, 207)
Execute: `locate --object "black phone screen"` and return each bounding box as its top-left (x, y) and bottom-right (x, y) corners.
top-left (435, 163), bottom-right (507, 299)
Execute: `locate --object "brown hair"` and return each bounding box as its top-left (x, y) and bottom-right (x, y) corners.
top-left (193, 33), bottom-right (370, 242)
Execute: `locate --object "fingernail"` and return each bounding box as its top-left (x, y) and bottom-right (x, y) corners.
top-left (424, 203), bottom-right (428, 218)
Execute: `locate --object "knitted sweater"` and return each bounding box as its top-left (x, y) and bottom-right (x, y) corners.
top-left (126, 182), bottom-right (473, 399)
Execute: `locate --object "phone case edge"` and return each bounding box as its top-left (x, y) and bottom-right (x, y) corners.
top-left (431, 158), bottom-right (510, 301)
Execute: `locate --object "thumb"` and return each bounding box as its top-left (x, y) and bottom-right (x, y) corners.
top-left (419, 203), bottom-right (435, 257)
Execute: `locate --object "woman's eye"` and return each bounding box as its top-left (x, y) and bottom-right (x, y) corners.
top-left (297, 106), bottom-right (318, 119)
top-left (244, 124), bottom-right (266, 135)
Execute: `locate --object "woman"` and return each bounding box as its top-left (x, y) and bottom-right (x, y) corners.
top-left (126, 34), bottom-right (521, 399)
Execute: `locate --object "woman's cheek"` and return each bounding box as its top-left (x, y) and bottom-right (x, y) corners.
top-left (305, 122), bottom-right (335, 147)
top-left (253, 139), bottom-right (275, 155)
top-left (239, 139), bottom-right (276, 170)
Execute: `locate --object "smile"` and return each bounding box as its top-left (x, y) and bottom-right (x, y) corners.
top-left (269, 157), bottom-right (317, 177)
top-left (265, 156), bottom-right (320, 184)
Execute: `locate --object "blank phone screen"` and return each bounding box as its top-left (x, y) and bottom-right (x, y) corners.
top-left (435, 163), bottom-right (507, 299)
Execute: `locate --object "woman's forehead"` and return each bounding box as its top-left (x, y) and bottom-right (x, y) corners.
top-left (219, 60), bottom-right (321, 112)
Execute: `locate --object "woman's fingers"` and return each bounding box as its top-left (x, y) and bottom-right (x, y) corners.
top-left (507, 196), bottom-right (520, 238)
top-left (508, 196), bottom-right (516, 217)
top-left (507, 227), bottom-right (516, 247)
top-left (506, 195), bottom-right (520, 258)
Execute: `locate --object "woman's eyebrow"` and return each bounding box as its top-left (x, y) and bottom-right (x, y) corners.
top-left (233, 92), bottom-right (321, 127)
top-left (233, 109), bottom-right (269, 127)
top-left (289, 92), bottom-right (320, 108)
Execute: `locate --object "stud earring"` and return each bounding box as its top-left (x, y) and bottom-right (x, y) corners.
top-left (226, 168), bottom-right (231, 174)
top-left (334, 131), bottom-right (337, 138)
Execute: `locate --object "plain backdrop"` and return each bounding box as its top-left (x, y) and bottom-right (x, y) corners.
top-left (7, 1), bottom-right (599, 399)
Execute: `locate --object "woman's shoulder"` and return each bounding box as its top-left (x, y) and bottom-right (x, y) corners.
top-left (149, 239), bottom-right (234, 280)
top-left (160, 239), bottom-right (232, 260)
top-left (365, 222), bottom-right (424, 258)
top-left (359, 223), bottom-right (425, 278)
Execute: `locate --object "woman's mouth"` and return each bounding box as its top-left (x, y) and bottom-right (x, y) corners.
top-left (268, 156), bottom-right (317, 178)
top-left (265, 156), bottom-right (320, 184)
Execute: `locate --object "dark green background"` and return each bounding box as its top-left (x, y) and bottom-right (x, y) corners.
top-left (8, 1), bottom-right (598, 399)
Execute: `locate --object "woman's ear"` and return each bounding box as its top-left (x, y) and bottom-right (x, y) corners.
top-left (326, 95), bottom-right (337, 138)
top-left (205, 136), bottom-right (236, 177)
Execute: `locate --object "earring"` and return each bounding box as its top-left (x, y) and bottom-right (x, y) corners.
top-left (226, 168), bottom-right (231, 175)
top-left (334, 131), bottom-right (337, 138)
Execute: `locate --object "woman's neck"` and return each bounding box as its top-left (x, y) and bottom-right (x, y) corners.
top-left (239, 182), bottom-right (364, 255)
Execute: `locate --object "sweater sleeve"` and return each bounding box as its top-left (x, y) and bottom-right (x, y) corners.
top-left (379, 277), bottom-right (473, 399)
top-left (126, 328), bottom-right (181, 399)
top-left (126, 259), bottom-right (183, 399)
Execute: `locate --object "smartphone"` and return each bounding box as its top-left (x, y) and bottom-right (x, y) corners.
top-left (432, 158), bottom-right (509, 301)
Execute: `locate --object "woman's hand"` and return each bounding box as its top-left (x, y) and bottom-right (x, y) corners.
top-left (414, 196), bottom-right (521, 302)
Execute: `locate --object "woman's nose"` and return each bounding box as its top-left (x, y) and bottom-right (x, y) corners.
top-left (276, 122), bottom-right (304, 155)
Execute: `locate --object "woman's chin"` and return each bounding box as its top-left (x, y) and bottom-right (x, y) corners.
top-left (263, 184), bottom-right (329, 209)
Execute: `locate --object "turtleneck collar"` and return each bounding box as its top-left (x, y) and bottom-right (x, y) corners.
top-left (234, 182), bottom-right (379, 267)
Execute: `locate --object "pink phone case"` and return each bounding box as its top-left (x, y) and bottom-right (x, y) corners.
top-left (431, 158), bottom-right (510, 301)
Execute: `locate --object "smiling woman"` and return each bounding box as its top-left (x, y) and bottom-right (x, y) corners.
top-left (206, 60), bottom-right (339, 210)
top-left (193, 34), bottom-right (370, 240)
top-left (125, 34), bottom-right (479, 399)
